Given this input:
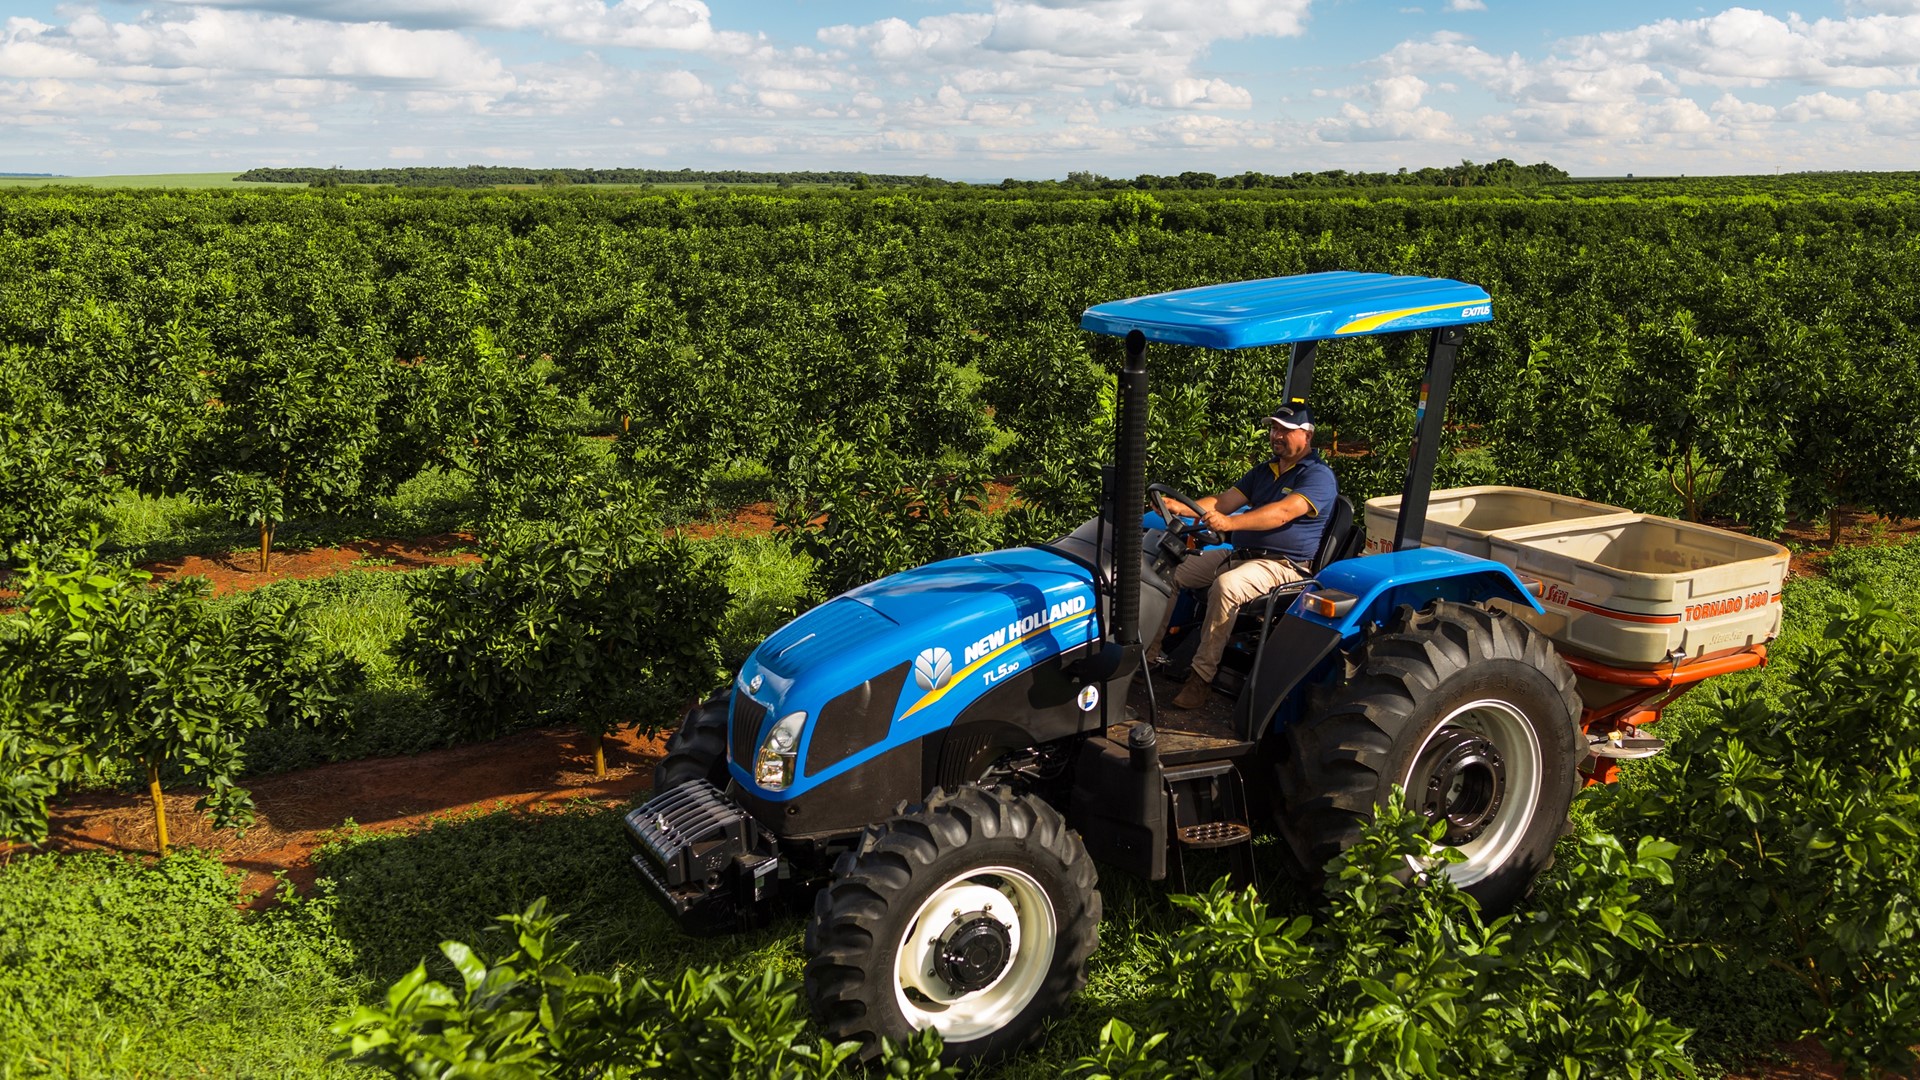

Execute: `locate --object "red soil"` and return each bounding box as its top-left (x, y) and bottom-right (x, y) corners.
top-left (138, 533), bottom-right (479, 594)
top-left (1775, 509), bottom-right (1920, 580)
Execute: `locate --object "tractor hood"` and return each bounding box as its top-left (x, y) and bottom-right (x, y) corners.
top-left (731, 546), bottom-right (1100, 792)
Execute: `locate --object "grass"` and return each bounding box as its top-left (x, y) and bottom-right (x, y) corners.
top-left (100, 466), bottom-right (476, 566)
top-left (0, 799), bottom-right (1265, 1079)
top-left (0, 850), bottom-right (364, 1078)
top-left (0, 173), bottom-right (304, 189)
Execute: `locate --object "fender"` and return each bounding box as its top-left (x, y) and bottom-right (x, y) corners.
top-left (1304, 547), bottom-right (1542, 638)
top-left (1242, 548), bottom-right (1542, 742)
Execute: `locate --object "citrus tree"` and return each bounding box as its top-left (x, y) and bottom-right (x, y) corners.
top-left (191, 337), bottom-right (386, 571)
top-left (0, 351), bottom-right (109, 562)
top-left (399, 493), bottom-right (730, 778)
top-left (0, 539), bottom-right (359, 850)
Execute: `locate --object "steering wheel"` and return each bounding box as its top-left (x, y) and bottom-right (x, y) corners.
top-left (1147, 483), bottom-right (1224, 549)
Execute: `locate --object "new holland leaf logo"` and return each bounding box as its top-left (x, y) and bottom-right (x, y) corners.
top-left (913, 647), bottom-right (954, 691)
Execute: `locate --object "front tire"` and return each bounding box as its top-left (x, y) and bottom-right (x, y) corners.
top-left (1275, 600), bottom-right (1582, 911)
top-left (804, 785), bottom-right (1100, 1065)
top-left (653, 691), bottom-right (730, 793)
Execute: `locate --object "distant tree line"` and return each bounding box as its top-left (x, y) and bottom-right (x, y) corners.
top-left (1006, 158), bottom-right (1571, 191)
top-left (235, 160), bottom-right (1567, 192)
top-left (234, 165), bottom-right (954, 189)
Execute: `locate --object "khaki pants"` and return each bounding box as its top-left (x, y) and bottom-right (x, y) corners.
top-left (1168, 549), bottom-right (1305, 683)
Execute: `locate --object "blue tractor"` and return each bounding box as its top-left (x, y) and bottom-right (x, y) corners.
top-left (627, 272), bottom-right (1581, 1064)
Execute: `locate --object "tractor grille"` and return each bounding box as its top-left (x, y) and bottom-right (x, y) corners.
top-left (805, 662), bottom-right (910, 776)
top-left (729, 692), bottom-right (769, 771)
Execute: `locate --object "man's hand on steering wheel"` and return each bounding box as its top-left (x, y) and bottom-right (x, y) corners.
top-left (1198, 507), bottom-right (1233, 536)
top-left (1147, 483), bottom-right (1225, 550)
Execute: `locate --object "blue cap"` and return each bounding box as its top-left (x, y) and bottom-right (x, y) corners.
top-left (1265, 404), bottom-right (1313, 431)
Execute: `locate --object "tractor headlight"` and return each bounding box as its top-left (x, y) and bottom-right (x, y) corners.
top-left (754, 712), bottom-right (806, 791)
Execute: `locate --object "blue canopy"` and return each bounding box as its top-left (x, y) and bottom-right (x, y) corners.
top-left (1079, 271), bottom-right (1492, 350)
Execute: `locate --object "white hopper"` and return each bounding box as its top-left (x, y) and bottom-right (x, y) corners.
top-left (1487, 513), bottom-right (1789, 668)
top-left (1364, 486), bottom-right (1629, 558)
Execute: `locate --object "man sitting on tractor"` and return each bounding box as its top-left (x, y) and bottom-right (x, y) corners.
top-left (1151, 404), bottom-right (1339, 710)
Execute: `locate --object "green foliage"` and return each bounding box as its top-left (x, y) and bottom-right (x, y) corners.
top-left (9, 184), bottom-right (1920, 539)
top-left (710, 533), bottom-right (818, 669)
top-left (775, 431), bottom-right (1000, 595)
top-left (379, 329), bottom-right (596, 532)
top-left (1, 542), bottom-right (257, 840)
top-left (227, 571), bottom-right (450, 776)
top-left (336, 897), bottom-right (957, 1079)
top-left (399, 499), bottom-right (731, 741)
top-left (0, 537), bottom-right (357, 843)
top-left (223, 583), bottom-right (368, 730)
top-left (0, 849), bottom-right (359, 1078)
top-left (188, 329), bottom-right (389, 560)
top-left (1590, 591), bottom-right (1920, 1075)
top-left (1071, 795), bottom-right (1693, 1080)
top-left (0, 351), bottom-right (110, 560)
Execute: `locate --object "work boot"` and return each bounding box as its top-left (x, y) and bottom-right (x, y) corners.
top-left (1170, 678), bottom-right (1211, 710)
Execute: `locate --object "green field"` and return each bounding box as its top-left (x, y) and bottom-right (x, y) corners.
top-left (5, 180), bottom-right (1920, 1077)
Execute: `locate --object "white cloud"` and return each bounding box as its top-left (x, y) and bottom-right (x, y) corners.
top-left (1445, 0), bottom-right (1487, 11)
top-left (1343, 8), bottom-right (1920, 165)
top-left (183, 0), bottom-right (759, 53)
top-left (656, 69), bottom-right (709, 99)
top-left (1710, 91), bottom-right (1779, 123)
top-left (707, 134), bottom-right (781, 154)
top-left (821, 0), bottom-right (1306, 112)
top-left (1786, 89), bottom-right (1868, 119)
top-left (1858, 87), bottom-right (1920, 130)
top-left (1318, 73), bottom-right (1459, 144)
top-left (3, 8), bottom-right (511, 93)
top-left (1561, 9), bottom-right (1920, 89)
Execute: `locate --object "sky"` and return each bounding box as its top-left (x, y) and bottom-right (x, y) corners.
top-left (4, 1), bottom-right (1920, 179)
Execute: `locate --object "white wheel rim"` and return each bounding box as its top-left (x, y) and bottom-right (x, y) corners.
top-left (892, 865), bottom-right (1057, 1043)
top-left (1402, 698), bottom-right (1543, 889)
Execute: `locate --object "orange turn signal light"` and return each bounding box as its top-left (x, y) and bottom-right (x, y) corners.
top-left (1302, 588), bottom-right (1359, 619)
top-left (1517, 575), bottom-right (1546, 598)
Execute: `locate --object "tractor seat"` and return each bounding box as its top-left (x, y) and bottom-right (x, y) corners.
top-left (1226, 494), bottom-right (1362, 637)
top-left (1262, 493), bottom-right (1362, 606)
top-left (1157, 495), bottom-right (1364, 677)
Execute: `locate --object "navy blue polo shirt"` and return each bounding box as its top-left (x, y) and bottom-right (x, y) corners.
top-left (1228, 451), bottom-right (1339, 564)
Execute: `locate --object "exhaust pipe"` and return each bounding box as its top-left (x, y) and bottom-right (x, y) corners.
top-left (1070, 329), bottom-right (1148, 687)
top-left (1112, 330), bottom-right (1148, 649)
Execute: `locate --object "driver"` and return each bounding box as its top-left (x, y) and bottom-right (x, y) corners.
top-left (1151, 404), bottom-right (1339, 710)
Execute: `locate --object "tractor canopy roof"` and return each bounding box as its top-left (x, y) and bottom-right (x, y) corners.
top-left (1079, 270), bottom-right (1492, 350)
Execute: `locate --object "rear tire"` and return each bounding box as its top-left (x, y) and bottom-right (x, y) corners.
top-left (804, 785), bottom-right (1100, 1065)
top-left (1275, 600), bottom-right (1581, 911)
top-left (653, 691), bottom-right (730, 793)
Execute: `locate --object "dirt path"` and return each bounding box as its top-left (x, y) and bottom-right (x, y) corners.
top-left (137, 532), bottom-right (479, 594)
top-left (8, 724), bottom-right (667, 903)
top-left (130, 482), bottom-right (1019, 595)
